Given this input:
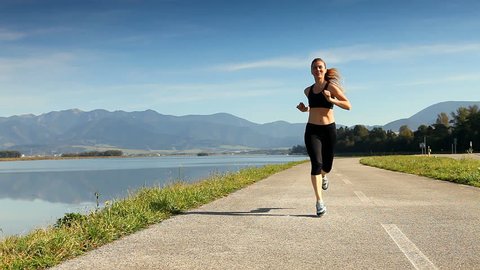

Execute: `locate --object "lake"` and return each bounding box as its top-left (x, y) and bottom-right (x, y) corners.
top-left (0, 155), bottom-right (306, 238)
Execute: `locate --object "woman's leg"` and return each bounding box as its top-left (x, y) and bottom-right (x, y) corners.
top-left (305, 124), bottom-right (324, 201)
top-left (311, 174), bottom-right (323, 201)
top-left (320, 123), bottom-right (337, 175)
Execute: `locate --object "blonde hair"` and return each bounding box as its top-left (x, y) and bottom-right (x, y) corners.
top-left (311, 58), bottom-right (344, 92)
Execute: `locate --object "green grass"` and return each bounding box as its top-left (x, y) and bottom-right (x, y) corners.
top-left (0, 161), bottom-right (304, 269)
top-left (360, 155), bottom-right (480, 188)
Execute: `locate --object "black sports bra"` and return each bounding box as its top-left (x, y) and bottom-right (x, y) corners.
top-left (308, 82), bottom-right (333, 109)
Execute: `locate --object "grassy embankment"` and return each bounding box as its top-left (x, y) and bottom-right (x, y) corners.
top-left (360, 155), bottom-right (480, 188)
top-left (0, 161), bottom-right (305, 269)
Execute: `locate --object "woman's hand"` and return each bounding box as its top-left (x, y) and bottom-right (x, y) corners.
top-left (323, 90), bottom-right (333, 102)
top-left (296, 102), bottom-right (308, 112)
top-left (325, 84), bottom-right (352, 110)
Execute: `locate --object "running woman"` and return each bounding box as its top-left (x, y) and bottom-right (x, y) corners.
top-left (296, 58), bottom-right (351, 216)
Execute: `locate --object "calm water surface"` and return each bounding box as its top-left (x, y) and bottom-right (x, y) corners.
top-left (0, 155), bottom-right (305, 238)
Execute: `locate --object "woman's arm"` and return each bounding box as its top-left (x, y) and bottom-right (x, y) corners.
top-left (324, 84), bottom-right (352, 110)
top-left (297, 102), bottom-right (309, 112)
top-left (296, 87), bottom-right (310, 112)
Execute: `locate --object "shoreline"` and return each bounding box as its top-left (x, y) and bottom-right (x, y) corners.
top-left (0, 155), bottom-right (130, 162)
top-left (0, 152), bottom-right (302, 162)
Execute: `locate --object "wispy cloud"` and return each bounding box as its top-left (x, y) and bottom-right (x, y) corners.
top-left (215, 57), bottom-right (307, 72)
top-left (395, 72), bottom-right (480, 87)
top-left (103, 80), bottom-right (285, 103)
top-left (43, 79), bottom-right (289, 114)
top-left (318, 43), bottom-right (480, 64)
top-left (0, 53), bottom-right (77, 82)
top-left (215, 42), bottom-right (480, 72)
top-left (0, 28), bottom-right (26, 41)
top-left (0, 94), bottom-right (49, 116)
top-left (342, 71), bottom-right (480, 93)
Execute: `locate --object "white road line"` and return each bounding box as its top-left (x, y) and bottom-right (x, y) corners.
top-left (381, 224), bottom-right (438, 270)
top-left (342, 178), bottom-right (352, 185)
top-left (354, 191), bottom-right (371, 203)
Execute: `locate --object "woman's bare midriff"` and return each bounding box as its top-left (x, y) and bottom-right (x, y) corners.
top-left (308, 107), bottom-right (335, 125)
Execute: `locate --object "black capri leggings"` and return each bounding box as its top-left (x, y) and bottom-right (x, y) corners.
top-left (304, 123), bottom-right (337, 175)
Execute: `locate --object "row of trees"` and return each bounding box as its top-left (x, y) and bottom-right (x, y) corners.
top-left (61, 150), bottom-right (124, 157)
top-left (0, 150), bottom-right (22, 158)
top-left (291, 106), bottom-right (479, 155)
top-left (0, 150), bottom-right (124, 158)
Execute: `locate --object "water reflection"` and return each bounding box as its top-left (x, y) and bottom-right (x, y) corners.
top-left (0, 198), bottom-right (94, 237)
top-left (0, 166), bottom-right (229, 204)
top-left (0, 155), bottom-right (305, 237)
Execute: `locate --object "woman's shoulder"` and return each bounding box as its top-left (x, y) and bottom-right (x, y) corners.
top-left (304, 84), bottom-right (314, 95)
top-left (326, 82), bottom-right (341, 92)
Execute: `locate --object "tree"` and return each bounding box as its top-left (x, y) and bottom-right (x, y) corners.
top-left (0, 150), bottom-right (21, 158)
top-left (290, 145), bottom-right (307, 155)
top-left (61, 150), bottom-right (123, 157)
top-left (415, 125), bottom-right (429, 137)
top-left (465, 106), bottom-right (480, 152)
top-left (351, 125), bottom-right (369, 151)
top-left (435, 112), bottom-right (450, 127)
top-left (336, 126), bottom-right (355, 152)
top-left (368, 127), bottom-right (387, 152)
top-left (369, 127), bottom-right (387, 142)
top-left (385, 130), bottom-right (398, 152)
top-left (397, 125), bottom-right (414, 152)
top-left (398, 125), bottom-right (413, 139)
top-left (353, 125), bottom-right (369, 139)
top-left (451, 105), bottom-right (479, 152)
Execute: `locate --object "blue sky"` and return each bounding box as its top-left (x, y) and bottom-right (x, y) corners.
top-left (0, 0), bottom-right (479, 127)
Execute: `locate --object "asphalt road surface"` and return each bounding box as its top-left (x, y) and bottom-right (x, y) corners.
top-left (51, 157), bottom-right (480, 270)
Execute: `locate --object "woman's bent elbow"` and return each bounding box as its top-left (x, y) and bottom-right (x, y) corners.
top-left (341, 103), bottom-right (352, 110)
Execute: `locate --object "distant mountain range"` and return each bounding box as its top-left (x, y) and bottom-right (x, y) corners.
top-left (0, 101), bottom-right (478, 154)
top-left (0, 109), bottom-right (305, 154)
top-left (382, 101), bottom-right (480, 132)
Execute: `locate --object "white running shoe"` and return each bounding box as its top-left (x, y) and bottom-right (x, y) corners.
top-left (322, 175), bottom-right (329, 190)
top-left (316, 201), bottom-right (326, 216)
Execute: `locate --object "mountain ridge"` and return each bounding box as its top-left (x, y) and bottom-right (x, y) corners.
top-left (0, 109), bottom-right (303, 154)
top-left (383, 101), bottom-right (480, 131)
top-left (1, 101), bottom-right (478, 154)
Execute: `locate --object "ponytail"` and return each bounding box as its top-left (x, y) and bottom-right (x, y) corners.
top-left (326, 68), bottom-right (344, 92)
top-left (325, 68), bottom-right (341, 86)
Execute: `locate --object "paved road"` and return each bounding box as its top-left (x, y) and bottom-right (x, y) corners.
top-left (51, 158), bottom-right (480, 269)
